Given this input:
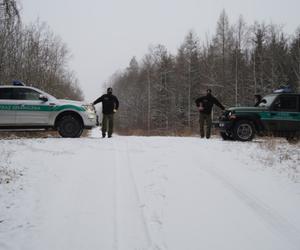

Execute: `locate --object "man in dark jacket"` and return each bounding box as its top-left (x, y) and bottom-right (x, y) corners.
top-left (195, 89), bottom-right (225, 139)
top-left (93, 87), bottom-right (119, 138)
top-left (254, 94), bottom-right (262, 107)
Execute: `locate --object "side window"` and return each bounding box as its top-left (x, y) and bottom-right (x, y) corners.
top-left (273, 96), bottom-right (298, 112)
top-left (0, 88), bottom-right (13, 99)
top-left (13, 88), bottom-right (41, 101)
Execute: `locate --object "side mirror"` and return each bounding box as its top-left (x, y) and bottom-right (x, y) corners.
top-left (261, 99), bottom-right (267, 104)
top-left (39, 94), bottom-right (48, 102)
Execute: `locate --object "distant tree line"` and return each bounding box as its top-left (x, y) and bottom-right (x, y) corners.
top-left (111, 10), bottom-right (300, 135)
top-left (0, 0), bottom-right (83, 100)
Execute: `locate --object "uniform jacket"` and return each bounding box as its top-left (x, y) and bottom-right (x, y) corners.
top-left (195, 94), bottom-right (224, 114)
top-left (93, 94), bottom-right (119, 115)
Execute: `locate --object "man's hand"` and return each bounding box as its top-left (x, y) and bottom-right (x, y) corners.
top-left (113, 109), bottom-right (117, 113)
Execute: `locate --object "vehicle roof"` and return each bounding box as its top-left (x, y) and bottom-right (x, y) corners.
top-left (0, 85), bottom-right (36, 88)
top-left (265, 93), bottom-right (300, 96)
top-left (0, 85), bottom-right (45, 92)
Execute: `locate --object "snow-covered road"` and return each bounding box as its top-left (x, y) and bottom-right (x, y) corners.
top-left (0, 130), bottom-right (300, 250)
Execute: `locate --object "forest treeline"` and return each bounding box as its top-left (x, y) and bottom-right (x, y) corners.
top-left (0, 0), bottom-right (83, 100)
top-left (111, 10), bottom-right (300, 135)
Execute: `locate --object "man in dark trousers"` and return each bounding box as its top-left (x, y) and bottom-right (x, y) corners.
top-left (93, 87), bottom-right (119, 138)
top-left (195, 89), bottom-right (225, 139)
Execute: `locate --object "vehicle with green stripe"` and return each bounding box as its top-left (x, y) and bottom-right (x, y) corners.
top-left (219, 92), bottom-right (300, 142)
top-left (0, 85), bottom-right (97, 137)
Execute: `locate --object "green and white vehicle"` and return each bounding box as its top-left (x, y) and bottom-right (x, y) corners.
top-left (0, 84), bottom-right (97, 137)
top-left (219, 92), bottom-right (300, 142)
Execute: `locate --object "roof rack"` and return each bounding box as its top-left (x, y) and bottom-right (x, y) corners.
top-left (273, 85), bottom-right (293, 93)
top-left (12, 80), bottom-right (25, 86)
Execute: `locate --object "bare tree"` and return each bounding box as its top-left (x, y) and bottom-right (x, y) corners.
top-left (110, 10), bottom-right (300, 135)
top-left (289, 28), bottom-right (300, 92)
top-left (0, 1), bottom-right (83, 100)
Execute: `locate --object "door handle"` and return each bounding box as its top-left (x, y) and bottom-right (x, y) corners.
top-left (270, 112), bottom-right (277, 116)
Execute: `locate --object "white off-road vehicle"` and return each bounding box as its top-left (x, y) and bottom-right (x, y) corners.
top-left (0, 84), bottom-right (97, 137)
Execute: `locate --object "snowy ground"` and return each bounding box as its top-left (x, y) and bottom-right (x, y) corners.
top-left (0, 129), bottom-right (300, 250)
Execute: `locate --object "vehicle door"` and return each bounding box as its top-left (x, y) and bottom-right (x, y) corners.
top-left (0, 88), bottom-right (16, 125)
top-left (13, 88), bottom-right (53, 125)
top-left (270, 95), bottom-right (299, 133)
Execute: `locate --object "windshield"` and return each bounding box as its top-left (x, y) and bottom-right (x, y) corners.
top-left (259, 95), bottom-right (277, 107)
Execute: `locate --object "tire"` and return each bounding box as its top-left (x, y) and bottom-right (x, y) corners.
top-left (233, 120), bottom-right (255, 141)
top-left (57, 115), bottom-right (83, 138)
top-left (220, 131), bottom-right (234, 141)
top-left (286, 133), bottom-right (300, 144)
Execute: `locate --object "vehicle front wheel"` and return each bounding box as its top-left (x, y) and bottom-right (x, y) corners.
top-left (233, 120), bottom-right (255, 141)
top-left (57, 115), bottom-right (83, 138)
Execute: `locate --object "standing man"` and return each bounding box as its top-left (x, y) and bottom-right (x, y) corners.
top-left (93, 87), bottom-right (119, 138)
top-left (195, 89), bottom-right (225, 139)
top-left (254, 94), bottom-right (262, 107)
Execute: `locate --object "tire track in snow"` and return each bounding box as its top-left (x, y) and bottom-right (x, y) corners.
top-left (127, 137), bottom-right (169, 250)
top-left (135, 137), bottom-right (169, 249)
top-left (112, 141), bottom-right (119, 250)
top-left (180, 138), bottom-right (300, 248)
top-left (113, 138), bottom-right (154, 250)
top-left (201, 165), bottom-right (300, 250)
top-left (123, 138), bottom-right (153, 248)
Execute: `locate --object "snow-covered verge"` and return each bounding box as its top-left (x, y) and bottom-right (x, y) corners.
top-left (0, 130), bottom-right (300, 250)
top-left (252, 139), bottom-right (300, 182)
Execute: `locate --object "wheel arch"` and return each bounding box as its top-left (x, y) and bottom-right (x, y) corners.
top-left (232, 114), bottom-right (262, 132)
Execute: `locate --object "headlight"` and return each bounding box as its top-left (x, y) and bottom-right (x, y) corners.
top-left (82, 104), bottom-right (95, 113)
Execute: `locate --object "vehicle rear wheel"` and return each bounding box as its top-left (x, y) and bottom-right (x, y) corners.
top-left (286, 133), bottom-right (300, 144)
top-left (57, 115), bottom-right (83, 138)
top-left (233, 120), bottom-right (255, 141)
top-left (220, 131), bottom-right (234, 141)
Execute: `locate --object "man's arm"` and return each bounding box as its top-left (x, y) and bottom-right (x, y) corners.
top-left (114, 96), bottom-right (119, 110)
top-left (93, 95), bottom-right (104, 105)
top-left (213, 97), bottom-right (225, 110)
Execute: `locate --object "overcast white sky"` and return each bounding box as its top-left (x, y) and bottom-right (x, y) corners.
top-left (21, 0), bottom-right (300, 101)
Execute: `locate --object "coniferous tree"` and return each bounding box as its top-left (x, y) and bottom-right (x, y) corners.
top-left (289, 28), bottom-right (300, 91)
top-left (110, 10), bottom-right (300, 135)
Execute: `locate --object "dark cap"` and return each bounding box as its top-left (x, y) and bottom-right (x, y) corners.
top-left (107, 87), bottom-right (113, 93)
